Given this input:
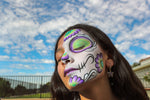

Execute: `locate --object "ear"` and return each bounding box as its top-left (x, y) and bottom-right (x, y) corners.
top-left (105, 58), bottom-right (114, 68)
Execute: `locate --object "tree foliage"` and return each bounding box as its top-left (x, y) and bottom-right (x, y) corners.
top-left (0, 78), bottom-right (14, 97)
top-left (14, 85), bottom-right (28, 95)
top-left (131, 62), bottom-right (140, 67)
top-left (0, 78), bottom-right (51, 98)
top-left (40, 82), bottom-right (51, 93)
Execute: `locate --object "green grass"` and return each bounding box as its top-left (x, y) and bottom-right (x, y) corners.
top-left (6, 93), bottom-right (51, 99)
top-left (4, 91), bottom-right (150, 99)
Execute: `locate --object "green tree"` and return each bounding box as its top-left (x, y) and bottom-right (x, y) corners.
top-left (131, 62), bottom-right (140, 67)
top-left (0, 78), bottom-right (13, 97)
top-left (143, 72), bottom-right (150, 82)
top-left (40, 82), bottom-right (51, 93)
top-left (14, 85), bottom-right (27, 95)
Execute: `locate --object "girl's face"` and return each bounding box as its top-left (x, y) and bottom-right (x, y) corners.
top-left (56, 29), bottom-right (107, 90)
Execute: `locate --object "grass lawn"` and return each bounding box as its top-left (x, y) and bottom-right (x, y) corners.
top-left (5, 93), bottom-right (51, 99)
top-left (4, 91), bottom-right (150, 99)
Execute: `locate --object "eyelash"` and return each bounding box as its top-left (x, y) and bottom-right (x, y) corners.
top-left (57, 59), bottom-right (61, 63)
top-left (74, 45), bottom-right (85, 50)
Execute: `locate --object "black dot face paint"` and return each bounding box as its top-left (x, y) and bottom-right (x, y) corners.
top-left (61, 29), bottom-right (104, 87)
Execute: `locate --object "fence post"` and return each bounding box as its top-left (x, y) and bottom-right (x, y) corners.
top-left (40, 76), bottom-right (43, 98)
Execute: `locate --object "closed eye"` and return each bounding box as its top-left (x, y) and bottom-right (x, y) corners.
top-left (57, 59), bottom-right (61, 63)
top-left (74, 45), bottom-right (85, 50)
top-left (69, 36), bottom-right (93, 53)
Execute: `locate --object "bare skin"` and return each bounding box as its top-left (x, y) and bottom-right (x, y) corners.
top-left (56, 34), bottom-right (118, 100)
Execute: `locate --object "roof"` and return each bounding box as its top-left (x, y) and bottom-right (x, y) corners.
top-left (132, 63), bottom-right (150, 71)
top-left (140, 57), bottom-right (150, 63)
top-left (133, 56), bottom-right (150, 71)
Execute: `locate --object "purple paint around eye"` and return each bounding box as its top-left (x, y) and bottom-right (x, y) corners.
top-left (61, 55), bottom-right (69, 60)
top-left (61, 52), bottom-right (69, 60)
top-left (70, 36), bottom-right (93, 53)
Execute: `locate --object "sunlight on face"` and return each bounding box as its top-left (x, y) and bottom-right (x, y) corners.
top-left (61, 29), bottom-right (104, 87)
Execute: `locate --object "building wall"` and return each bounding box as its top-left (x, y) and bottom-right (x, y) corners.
top-left (132, 57), bottom-right (150, 88)
top-left (134, 67), bottom-right (150, 78)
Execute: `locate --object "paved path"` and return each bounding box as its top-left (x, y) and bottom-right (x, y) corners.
top-left (0, 98), bottom-right (51, 100)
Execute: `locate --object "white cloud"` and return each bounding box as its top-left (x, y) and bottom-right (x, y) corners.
top-left (125, 52), bottom-right (150, 64)
top-left (9, 63), bottom-right (45, 70)
top-left (0, 55), bottom-right (10, 61)
top-left (16, 72), bottom-right (52, 75)
top-left (115, 41), bottom-right (131, 52)
top-left (46, 38), bottom-right (56, 43)
top-left (131, 20), bottom-right (150, 40)
top-left (0, 69), bottom-right (13, 74)
top-left (39, 16), bottom-right (77, 34)
top-left (0, 0), bottom-right (40, 55)
top-left (85, 0), bottom-right (104, 7)
top-left (15, 58), bottom-right (55, 64)
top-left (0, 0), bottom-right (150, 67)
top-left (41, 59), bottom-right (54, 64)
top-left (116, 20), bottom-right (150, 52)
top-left (10, 64), bottom-right (33, 69)
top-left (141, 42), bottom-right (150, 51)
top-left (0, 55), bottom-right (54, 64)
top-left (0, 40), bottom-right (12, 47)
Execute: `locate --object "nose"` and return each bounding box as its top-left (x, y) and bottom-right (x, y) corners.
top-left (61, 53), bottom-right (74, 64)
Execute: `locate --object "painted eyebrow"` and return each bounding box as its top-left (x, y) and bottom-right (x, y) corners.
top-left (56, 48), bottom-right (63, 53)
top-left (55, 48), bottom-right (64, 57)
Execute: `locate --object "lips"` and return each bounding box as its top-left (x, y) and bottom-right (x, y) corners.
top-left (64, 68), bottom-right (79, 77)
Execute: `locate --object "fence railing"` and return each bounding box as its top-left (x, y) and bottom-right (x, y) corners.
top-left (0, 75), bottom-right (51, 98)
top-left (0, 75), bottom-right (149, 98)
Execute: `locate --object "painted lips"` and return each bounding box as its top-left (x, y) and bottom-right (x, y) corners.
top-left (64, 68), bottom-right (79, 77)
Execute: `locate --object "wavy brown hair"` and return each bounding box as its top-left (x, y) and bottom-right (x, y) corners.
top-left (50, 24), bottom-right (149, 100)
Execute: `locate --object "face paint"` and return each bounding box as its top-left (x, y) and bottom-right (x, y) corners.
top-left (61, 29), bottom-right (104, 87)
top-left (61, 52), bottom-right (69, 60)
top-left (64, 29), bottom-right (80, 41)
top-left (70, 36), bottom-right (93, 53)
top-left (95, 53), bottom-right (104, 73)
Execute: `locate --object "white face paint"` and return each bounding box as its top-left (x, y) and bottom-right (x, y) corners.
top-left (61, 29), bottom-right (104, 87)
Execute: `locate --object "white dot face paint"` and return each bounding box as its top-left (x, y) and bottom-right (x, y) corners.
top-left (61, 29), bottom-right (104, 87)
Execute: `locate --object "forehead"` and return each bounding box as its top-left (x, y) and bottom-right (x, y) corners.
top-left (63, 29), bottom-right (92, 42)
top-left (56, 29), bottom-right (93, 51)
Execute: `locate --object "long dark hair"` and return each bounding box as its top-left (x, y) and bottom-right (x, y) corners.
top-left (50, 24), bottom-right (149, 100)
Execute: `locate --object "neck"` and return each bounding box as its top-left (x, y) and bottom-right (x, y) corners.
top-left (79, 74), bottom-right (117, 100)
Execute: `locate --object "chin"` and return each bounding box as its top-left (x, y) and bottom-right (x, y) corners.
top-left (67, 83), bottom-right (85, 92)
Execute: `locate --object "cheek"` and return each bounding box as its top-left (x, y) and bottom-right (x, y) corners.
top-left (57, 63), bottom-right (71, 89)
top-left (57, 63), bottom-right (65, 79)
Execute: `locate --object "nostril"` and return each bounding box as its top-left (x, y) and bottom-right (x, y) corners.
top-left (66, 59), bottom-right (70, 64)
top-left (70, 58), bottom-right (74, 63)
top-left (62, 58), bottom-right (74, 65)
top-left (61, 59), bottom-right (70, 65)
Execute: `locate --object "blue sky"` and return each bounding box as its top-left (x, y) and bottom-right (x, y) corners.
top-left (0, 0), bottom-right (150, 75)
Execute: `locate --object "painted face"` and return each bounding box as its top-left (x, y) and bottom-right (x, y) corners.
top-left (61, 29), bottom-right (104, 87)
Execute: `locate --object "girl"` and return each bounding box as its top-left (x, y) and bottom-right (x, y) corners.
top-left (50, 24), bottom-right (149, 100)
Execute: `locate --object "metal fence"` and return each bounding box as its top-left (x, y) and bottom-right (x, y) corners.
top-left (0, 75), bottom-right (150, 98)
top-left (0, 75), bottom-right (51, 98)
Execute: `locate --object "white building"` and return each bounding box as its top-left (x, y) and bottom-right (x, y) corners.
top-left (132, 57), bottom-right (150, 88)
